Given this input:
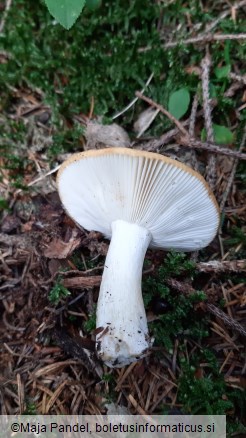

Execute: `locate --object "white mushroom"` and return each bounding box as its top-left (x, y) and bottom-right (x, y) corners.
top-left (57, 148), bottom-right (219, 368)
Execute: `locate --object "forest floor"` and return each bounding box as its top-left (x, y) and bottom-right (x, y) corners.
top-left (0, 1), bottom-right (245, 436)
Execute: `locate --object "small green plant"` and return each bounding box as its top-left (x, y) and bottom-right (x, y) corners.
top-left (149, 291), bottom-right (208, 351)
top-left (177, 348), bottom-right (246, 436)
top-left (48, 280), bottom-right (71, 305)
top-left (101, 373), bottom-right (117, 403)
top-left (23, 401), bottom-right (37, 415)
top-left (86, 258), bottom-right (103, 269)
top-left (102, 373), bottom-right (115, 384)
top-left (84, 306), bottom-right (96, 332)
top-left (178, 358), bottom-right (234, 415)
top-left (226, 226), bottom-right (246, 247)
top-left (160, 251), bottom-right (196, 278)
top-left (143, 252), bottom-right (206, 350)
top-left (68, 314), bottom-right (77, 321)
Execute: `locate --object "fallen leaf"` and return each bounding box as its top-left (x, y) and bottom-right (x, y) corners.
top-left (44, 229), bottom-right (82, 258)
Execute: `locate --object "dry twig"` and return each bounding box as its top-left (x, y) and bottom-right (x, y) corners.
top-left (180, 137), bottom-right (246, 160)
top-left (135, 91), bottom-right (188, 136)
top-left (207, 304), bottom-right (246, 338)
top-left (167, 278), bottom-right (246, 337)
top-left (204, 0), bottom-right (246, 34)
top-left (188, 93), bottom-right (199, 170)
top-left (135, 92), bottom-right (246, 160)
top-left (196, 260), bottom-right (246, 273)
top-left (165, 33), bottom-right (246, 48)
top-left (189, 93), bottom-right (199, 138)
top-left (142, 79), bottom-right (244, 153)
top-left (62, 276), bottom-right (101, 289)
top-left (0, 0), bottom-right (12, 34)
top-left (201, 54), bottom-right (214, 144)
top-left (229, 72), bottom-right (246, 85)
top-left (112, 73), bottom-right (154, 120)
top-left (220, 127), bottom-right (246, 212)
top-left (201, 52), bottom-right (216, 190)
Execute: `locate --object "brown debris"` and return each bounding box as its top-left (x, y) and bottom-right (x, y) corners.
top-left (43, 229), bottom-right (83, 259)
top-left (1, 214), bottom-right (21, 233)
top-left (207, 304), bottom-right (246, 338)
top-left (52, 328), bottom-right (103, 378)
top-left (62, 276), bottom-right (101, 289)
top-left (197, 260), bottom-right (246, 273)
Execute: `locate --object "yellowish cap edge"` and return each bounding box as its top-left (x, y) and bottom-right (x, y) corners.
top-left (57, 147), bottom-right (220, 226)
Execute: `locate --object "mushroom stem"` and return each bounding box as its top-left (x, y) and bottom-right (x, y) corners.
top-left (96, 219), bottom-right (153, 367)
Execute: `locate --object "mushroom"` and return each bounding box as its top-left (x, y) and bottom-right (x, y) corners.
top-left (57, 148), bottom-right (219, 368)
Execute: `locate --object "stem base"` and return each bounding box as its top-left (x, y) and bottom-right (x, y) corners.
top-left (96, 220), bottom-right (153, 367)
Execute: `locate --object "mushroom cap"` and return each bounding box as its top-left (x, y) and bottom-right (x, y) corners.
top-left (57, 147), bottom-right (219, 251)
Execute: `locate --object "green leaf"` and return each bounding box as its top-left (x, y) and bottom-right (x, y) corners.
top-left (44, 0), bottom-right (86, 29)
top-left (214, 64), bottom-right (231, 79)
top-left (168, 88), bottom-right (190, 120)
top-left (201, 124), bottom-right (234, 144)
